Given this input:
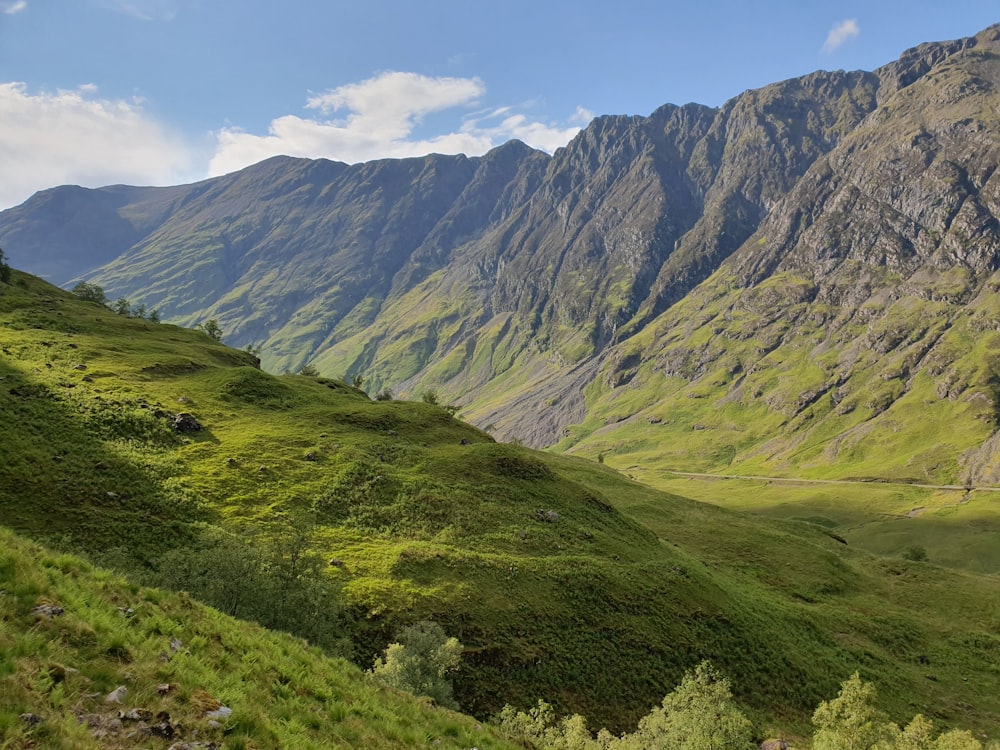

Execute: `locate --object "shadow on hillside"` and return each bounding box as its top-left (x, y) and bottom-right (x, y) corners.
top-left (0, 355), bottom-right (207, 560)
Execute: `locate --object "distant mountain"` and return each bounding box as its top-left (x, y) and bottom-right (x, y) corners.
top-left (3, 24), bottom-right (1000, 483)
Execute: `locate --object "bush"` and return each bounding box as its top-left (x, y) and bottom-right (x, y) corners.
top-left (370, 620), bottom-right (463, 708)
top-left (812, 672), bottom-right (890, 750)
top-left (902, 546), bottom-right (928, 562)
top-left (148, 523), bottom-right (347, 654)
top-left (71, 281), bottom-right (107, 304)
top-left (198, 319), bottom-right (224, 342)
top-left (496, 662), bottom-right (754, 750)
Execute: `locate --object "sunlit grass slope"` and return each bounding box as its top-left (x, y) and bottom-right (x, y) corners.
top-left (0, 527), bottom-right (518, 750)
top-left (1, 269), bottom-right (999, 738)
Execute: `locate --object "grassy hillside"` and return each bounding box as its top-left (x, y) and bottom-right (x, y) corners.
top-left (2, 269), bottom-right (999, 741)
top-left (0, 527), bottom-right (519, 750)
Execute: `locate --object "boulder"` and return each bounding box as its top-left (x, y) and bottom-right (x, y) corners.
top-left (170, 413), bottom-right (202, 432)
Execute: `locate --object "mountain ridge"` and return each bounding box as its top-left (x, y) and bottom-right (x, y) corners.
top-left (2, 24), bottom-right (1000, 461)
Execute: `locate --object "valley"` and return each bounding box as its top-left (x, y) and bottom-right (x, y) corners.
top-left (2, 21), bottom-right (1000, 750)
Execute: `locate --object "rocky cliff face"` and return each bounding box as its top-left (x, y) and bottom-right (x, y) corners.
top-left (576, 25), bottom-right (1000, 482)
top-left (3, 25), bottom-right (1000, 472)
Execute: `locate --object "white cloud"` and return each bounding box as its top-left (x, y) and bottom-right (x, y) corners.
top-left (2, 1), bottom-right (27, 14)
top-left (0, 83), bottom-right (192, 208)
top-left (99, 0), bottom-right (177, 21)
top-left (210, 71), bottom-right (586, 177)
top-left (822, 19), bottom-right (860, 54)
top-left (0, 71), bottom-right (588, 206)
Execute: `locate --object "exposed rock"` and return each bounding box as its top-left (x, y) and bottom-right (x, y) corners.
top-left (105, 685), bottom-right (128, 704)
top-left (121, 708), bottom-right (153, 722)
top-left (204, 706), bottom-right (232, 721)
top-left (171, 413), bottom-right (202, 432)
top-left (534, 509), bottom-right (559, 523)
top-left (151, 718), bottom-right (176, 739)
top-left (19, 713), bottom-right (43, 727)
top-left (32, 604), bottom-right (64, 617)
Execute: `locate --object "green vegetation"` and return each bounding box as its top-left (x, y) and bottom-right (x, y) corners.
top-left (498, 662), bottom-right (755, 749)
top-left (71, 281), bottom-right (107, 305)
top-left (0, 527), bottom-right (518, 750)
top-left (811, 673), bottom-right (992, 750)
top-left (370, 620), bottom-right (464, 709)
top-left (2, 269), bottom-right (999, 744)
top-left (198, 318), bottom-right (224, 342)
top-left (497, 669), bottom-right (997, 750)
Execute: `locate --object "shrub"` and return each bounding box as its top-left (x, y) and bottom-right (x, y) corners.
top-left (370, 620), bottom-right (463, 709)
top-left (198, 319), bottom-right (224, 342)
top-left (71, 281), bottom-right (107, 304)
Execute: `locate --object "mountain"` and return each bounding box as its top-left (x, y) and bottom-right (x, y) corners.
top-left (3, 28), bottom-right (1000, 565)
top-left (561, 28), bottom-right (1000, 481)
top-left (2, 269), bottom-right (1000, 740)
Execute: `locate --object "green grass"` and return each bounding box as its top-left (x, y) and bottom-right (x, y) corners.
top-left (556, 261), bottom-right (1000, 574)
top-left (2, 269), bottom-right (999, 743)
top-left (0, 527), bottom-right (519, 750)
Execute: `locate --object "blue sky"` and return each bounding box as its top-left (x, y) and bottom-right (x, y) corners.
top-left (0, 0), bottom-right (997, 208)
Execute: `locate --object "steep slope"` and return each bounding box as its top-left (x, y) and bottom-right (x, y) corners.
top-left (0, 527), bottom-right (518, 750)
top-left (2, 269), bottom-right (1000, 739)
top-left (0, 182), bottom-right (196, 282)
top-left (563, 27), bottom-right (1000, 475)
top-left (553, 27), bottom-right (1000, 568)
top-left (0, 33), bottom-right (892, 446)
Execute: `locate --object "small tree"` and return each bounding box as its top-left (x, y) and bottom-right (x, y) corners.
top-left (812, 673), bottom-right (891, 750)
top-left (421, 389), bottom-right (440, 405)
top-left (627, 662), bottom-right (755, 750)
top-left (351, 373), bottom-right (365, 389)
top-left (0, 247), bottom-right (10, 284)
top-left (298, 363), bottom-right (320, 377)
top-left (495, 701), bottom-right (598, 750)
top-left (71, 281), bottom-right (107, 305)
top-left (148, 308), bottom-right (161, 324)
top-left (199, 319), bottom-right (224, 342)
top-left (112, 297), bottom-right (132, 316)
top-left (890, 714), bottom-right (983, 750)
top-left (375, 388), bottom-right (393, 401)
top-left (370, 620), bottom-right (463, 708)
